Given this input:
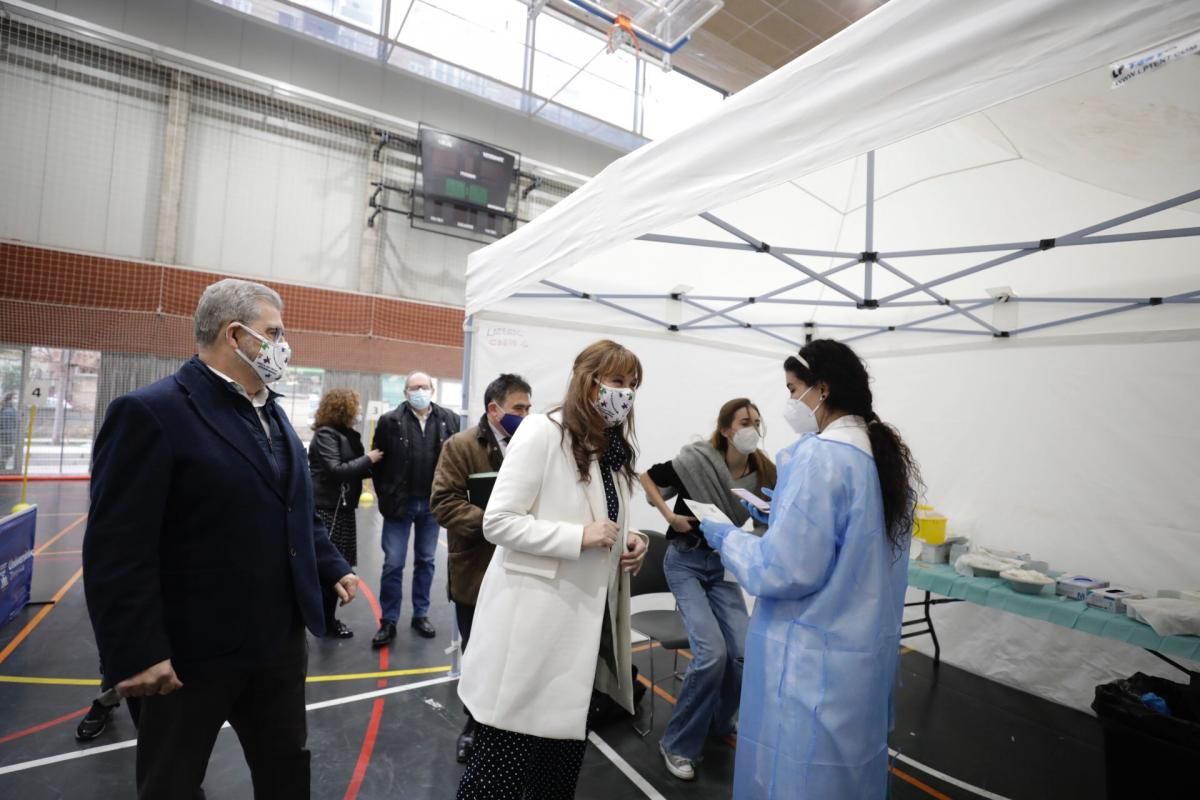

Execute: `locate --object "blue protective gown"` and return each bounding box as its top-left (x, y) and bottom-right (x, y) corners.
top-left (704, 425), bottom-right (910, 799)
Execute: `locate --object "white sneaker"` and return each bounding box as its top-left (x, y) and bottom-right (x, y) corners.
top-left (659, 742), bottom-right (695, 781)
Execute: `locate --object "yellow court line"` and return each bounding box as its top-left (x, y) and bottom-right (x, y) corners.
top-left (0, 666), bottom-right (453, 687)
top-left (0, 676), bottom-right (101, 686)
top-left (305, 666), bottom-right (452, 683)
top-left (35, 549), bottom-right (82, 556)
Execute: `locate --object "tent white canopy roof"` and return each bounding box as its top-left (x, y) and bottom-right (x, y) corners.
top-left (465, 0), bottom-right (1200, 355)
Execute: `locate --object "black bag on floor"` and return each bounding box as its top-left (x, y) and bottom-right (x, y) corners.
top-left (587, 665), bottom-right (647, 729)
top-left (1092, 672), bottom-right (1200, 798)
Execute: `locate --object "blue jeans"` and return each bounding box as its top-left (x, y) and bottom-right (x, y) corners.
top-left (660, 541), bottom-right (749, 760)
top-left (379, 496), bottom-right (439, 624)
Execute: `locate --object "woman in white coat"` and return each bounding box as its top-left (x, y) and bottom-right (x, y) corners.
top-left (457, 339), bottom-right (650, 800)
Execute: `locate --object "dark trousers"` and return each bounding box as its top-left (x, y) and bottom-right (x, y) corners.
top-left (456, 602), bottom-right (476, 733)
top-left (456, 722), bottom-right (588, 800)
top-left (321, 584), bottom-right (340, 629)
top-left (456, 602), bottom-right (476, 652)
top-left (135, 626), bottom-right (309, 800)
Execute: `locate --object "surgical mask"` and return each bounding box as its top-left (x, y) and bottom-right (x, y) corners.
top-left (407, 389), bottom-right (432, 410)
top-left (232, 323), bottom-right (290, 385)
top-left (499, 413), bottom-right (524, 436)
top-left (731, 426), bottom-right (761, 455)
top-left (596, 383), bottom-right (635, 427)
top-left (784, 387), bottom-right (821, 435)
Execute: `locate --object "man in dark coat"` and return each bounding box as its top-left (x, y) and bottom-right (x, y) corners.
top-left (431, 373), bottom-right (532, 762)
top-left (369, 371), bottom-right (459, 646)
top-left (83, 278), bottom-right (357, 798)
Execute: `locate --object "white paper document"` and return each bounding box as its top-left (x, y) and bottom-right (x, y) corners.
top-left (683, 499), bottom-right (734, 526)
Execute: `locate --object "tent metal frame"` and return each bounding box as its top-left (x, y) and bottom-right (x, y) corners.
top-left (499, 153), bottom-right (1198, 352)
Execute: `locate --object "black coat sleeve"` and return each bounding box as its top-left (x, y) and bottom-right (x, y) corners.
top-left (312, 427), bottom-right (372, 483)
top-left (83, 395), bottom-right (174, 685)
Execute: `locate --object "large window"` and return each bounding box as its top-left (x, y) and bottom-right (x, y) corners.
top-left (531, 13), bottom-right (638, 130)
top-left (395, 0), bottom-right (528, 90)
top-left (642, 65), bottom-right (725, 140)
top-left (212, 0), bottom-right (725, 143)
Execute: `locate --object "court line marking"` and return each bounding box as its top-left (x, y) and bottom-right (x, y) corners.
top-left (634, 652), bottom-right (1003, 800)
top-left (587, 732), bottom-right (668, 800)
top-left (0, 666), bottom-right (452, 687)
top-left (0, 674), bottom-right (459, 776)
top-left (0, 567), bottom-right (84, 666)
top-left (889, 749), bottom-right (1013, 800)
top-left (0, 706), bottom-right (91, 747)
top-left (34, 514), bottom-right (87, 556)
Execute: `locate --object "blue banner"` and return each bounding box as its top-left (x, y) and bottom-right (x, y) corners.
top-left (0, 505), bottom-right (36, 630)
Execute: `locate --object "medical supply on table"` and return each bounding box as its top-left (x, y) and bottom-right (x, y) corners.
top-left (920, 536), bottom-right (967, 564)
top-left (948, 539), bottom-right (971, 564)
top-left (1123, 596), bottom-right (1200, 637)
top-left (956, 550), bottom-right (1023, 578)
top-left (1087, 587), bottom-right (1145, 615)
top-left (912, 505), bottom-right (949, 544)
top-left (1000, 568), bottom-right (1056, 595)
top-left (1056, 575), bottom-right (1110, 601)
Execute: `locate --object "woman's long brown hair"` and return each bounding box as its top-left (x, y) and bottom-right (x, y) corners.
top-left (707, 397), bottom-right (777, 496)
top-left (550, 340), bottom-right (643, 486)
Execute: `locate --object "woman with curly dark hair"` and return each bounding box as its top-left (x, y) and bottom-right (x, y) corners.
top-left (699, 339), bottom-right (922, 799)
top-left (308, 389), bottom-right (382, 638)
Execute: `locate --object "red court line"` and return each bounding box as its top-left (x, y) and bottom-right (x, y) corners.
top-left (890, 765), bottom-right (955, 800)
top-left (343, 697), bottom-right (385, 800)
top-left (341, 576), bottom-right (388, 800)
top-left (0, 705), bottom-right (91, 746)
top-left (0, 475), bottom-right (90, 482)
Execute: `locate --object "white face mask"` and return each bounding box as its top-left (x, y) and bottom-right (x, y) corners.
top-left (596, 383), bottom-right (635, 427)
top-left (784, 387), bottom-right (821, 435)
top-left (731, 426), bottom-right (761, 455)
top-left (232, 323), bottom-right (290, 385)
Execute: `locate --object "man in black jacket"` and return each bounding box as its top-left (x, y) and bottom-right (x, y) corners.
top-left (83, 278), bottom-right (357, 798)
top-left (370, 372), bottom-right (460, 647)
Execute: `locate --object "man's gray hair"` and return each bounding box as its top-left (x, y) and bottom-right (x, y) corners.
top-left (193, 279), bottom-right (283, 346)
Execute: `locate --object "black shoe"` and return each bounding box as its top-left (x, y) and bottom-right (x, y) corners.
top-left (327, 619), bottom-right (353, 639)
top-left (76, 700), bottom-right (114, 741)
top-left (411, 617), bottom-right (436, 639)
top-left (456, 729), bottom-right (476, 763)
top-left (371, 622), bottom-right (396, 649)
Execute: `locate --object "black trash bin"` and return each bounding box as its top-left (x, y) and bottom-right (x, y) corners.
top-left (1092, 672), bottom-right (1200, 798)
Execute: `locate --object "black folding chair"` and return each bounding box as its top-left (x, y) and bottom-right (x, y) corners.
top-left (629, 530), bottom-right (690, 737)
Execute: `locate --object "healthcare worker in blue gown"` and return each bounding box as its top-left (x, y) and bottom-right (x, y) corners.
top-left (699, 339), bottom-right (922, 799)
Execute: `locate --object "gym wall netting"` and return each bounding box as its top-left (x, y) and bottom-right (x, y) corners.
top-left (0, 12), bottom-right (571, 473)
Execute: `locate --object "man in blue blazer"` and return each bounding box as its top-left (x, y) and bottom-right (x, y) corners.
top-left (83, 278), bottom-right (357, 799)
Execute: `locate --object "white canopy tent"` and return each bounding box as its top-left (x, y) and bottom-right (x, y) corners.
top-left (461, 0), bottom-right (1200, 711)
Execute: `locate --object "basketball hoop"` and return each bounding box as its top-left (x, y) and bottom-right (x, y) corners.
top-left (606, 14), bottom-right (642, 55)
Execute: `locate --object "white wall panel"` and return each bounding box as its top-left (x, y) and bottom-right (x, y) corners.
top-left (0, 63), bottom-right (52, 242)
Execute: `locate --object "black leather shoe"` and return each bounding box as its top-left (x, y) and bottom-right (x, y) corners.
top-left (411, 617), bottom-right (436, 639)
top-left (327, 619), bottom-right (353, 639)
top-left (456, 729), bottom-right (475, 763)
top-left (371, 622), bottom-right (396, 649)
top-left (76, 700), bottom-right (114, 741)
